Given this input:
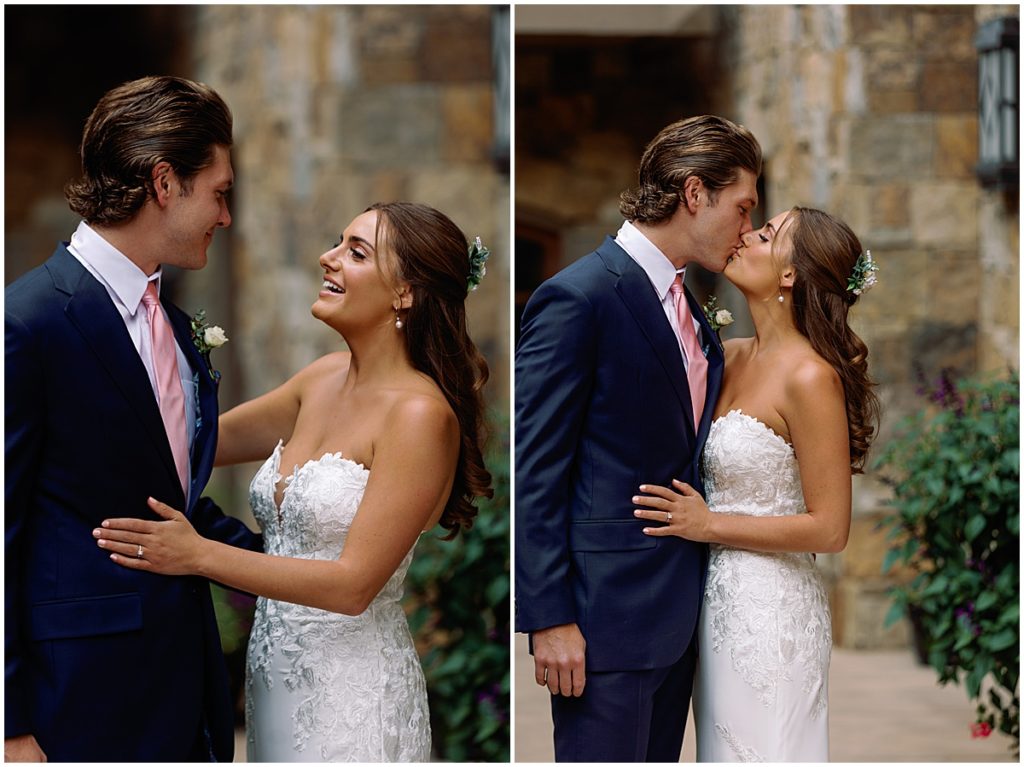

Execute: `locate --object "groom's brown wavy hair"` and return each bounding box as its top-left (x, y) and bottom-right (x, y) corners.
top-left (366, 202), bottom-right (494, 538)
top-left (65, 76), bottom-right (233, 226)
top-left (620, 115), bottom-right (762, 224)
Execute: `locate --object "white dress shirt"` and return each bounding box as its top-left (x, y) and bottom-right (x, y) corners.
top-left (67, 221), bottom-right (196, 499)
top-left (615, 220), bottom-right (703, 371)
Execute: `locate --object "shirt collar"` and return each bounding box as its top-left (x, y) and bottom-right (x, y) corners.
top-left (615, 220), bottom-right (684, 301)
top-left (69, 221), bottom-right (162, 316)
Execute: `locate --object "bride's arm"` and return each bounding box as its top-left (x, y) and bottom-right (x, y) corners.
top-left (98, 395), bottom-right (460, 615)
top-left (635, 359), bottom-right (852, 554)
top-left (214, 352), bottom-right (348, 466)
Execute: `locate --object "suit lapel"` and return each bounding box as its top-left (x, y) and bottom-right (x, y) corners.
top-left (599, 239), bottom-right (695, 424)
top-left (51, 247), bottom-right (185, 505)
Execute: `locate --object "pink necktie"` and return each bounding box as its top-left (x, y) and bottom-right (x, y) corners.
top-left (142, 283), bottom-right (189, 493)
top-left (670, 275), bottom-right (708, 431)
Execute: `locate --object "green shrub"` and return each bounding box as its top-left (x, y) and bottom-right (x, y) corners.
top-left (404, 411), bottom-right (510, 762)
top-left (877, 369), bottom-right (1019, 753)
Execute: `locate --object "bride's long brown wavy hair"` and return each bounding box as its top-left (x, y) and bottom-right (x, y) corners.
top-left (368, 202), bottom-right (493, 537)
top-left (785, 207), bottom-right (880, 473)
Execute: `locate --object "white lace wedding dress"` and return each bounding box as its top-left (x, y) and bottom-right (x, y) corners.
top-left (694, 410), bottom-right (831, 762)
top-left (244, 441), bottom-right (431, 762)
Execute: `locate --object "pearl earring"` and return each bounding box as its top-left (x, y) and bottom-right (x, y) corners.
top-left (395, 309), bottom-right (404, 329)
top-left (778, 293), bottom-right (785, 303)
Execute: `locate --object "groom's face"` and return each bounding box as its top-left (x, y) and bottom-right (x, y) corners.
top-left (689, 168), bottom-right (759, 274)
top-left (160, 144), bottom-right (234, 271)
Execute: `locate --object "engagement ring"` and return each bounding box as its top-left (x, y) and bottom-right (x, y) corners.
top-left (136, 544), bottom-right (144, 559)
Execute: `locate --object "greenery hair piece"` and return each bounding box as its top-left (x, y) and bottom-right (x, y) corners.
top-left (468, 237), bottom-right (490, 292)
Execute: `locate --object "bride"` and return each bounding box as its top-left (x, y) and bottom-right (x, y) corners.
top-left (634, 207), bottom-right (879, 762)
top-left (95, 201), bottom-right (493, 761)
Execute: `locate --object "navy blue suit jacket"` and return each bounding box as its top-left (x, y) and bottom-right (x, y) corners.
top-left (5, 245), bottom-right (261, 761)
top-left (514, 237), bottom-right (724, 672)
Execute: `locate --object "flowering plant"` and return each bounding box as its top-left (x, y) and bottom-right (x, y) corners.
top-left (847, 249), bottom-right (878, 295)
top-left (190, 310), bottom-right (228, 381)
top-left (701, 295), bottom-right (734, 332)
top-left (468, 237), bottom-right (490, 292)
top-left (877, 368), bottom-right (1019, 755)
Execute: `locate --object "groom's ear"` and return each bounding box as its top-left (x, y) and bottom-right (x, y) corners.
top-left (151, 161), bottom-right (174, 207)
top-left (682, 176), bottom-right (704, 214)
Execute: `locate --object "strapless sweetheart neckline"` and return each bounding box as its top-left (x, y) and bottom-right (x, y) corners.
top-left (269, 438), bottom-right (369, 514)
top-left (713, 408), bottom-right (793, 452)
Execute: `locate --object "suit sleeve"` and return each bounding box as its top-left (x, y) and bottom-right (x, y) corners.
top-left (5, 311), bottom-right (43, 737)
top-left (190, 496), bottom-right (263, 553)
top-left (514, 278), bottom-right (597, 634)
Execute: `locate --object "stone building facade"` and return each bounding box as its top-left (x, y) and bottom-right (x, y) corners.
top-left (515, 4), bottom-right (1019, 648)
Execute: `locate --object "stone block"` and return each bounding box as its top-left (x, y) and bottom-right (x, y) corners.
top-left (421, 13), bottom-right (492, 83)
top-left (842, 512), bottom-right (914, 581)
top-left (871, 182), bottom-right (911, 230)
top-left (849, 5), bottom-right (913, 47)
top-left (338, 84), bottom-right (441, 166)
top-left (924, 250), bottom-right (982, 321)
top-left (871, 91), bottom-right (918, 115)
top-left (865, 46), bottom-right (919, 92)
top-left (909, 182), bottom-right (977, 247)
top-left (911, 7), bottom-right (977, 61)
top-left (833, 578), bottom-right (911, 649)
top-left (441, 85), bottom-right (493, 163)
top-left (848, 115), bottom-right (934, 181)
top-left (919, 59), bottom-right (977, 113)
top-left (934, 115), bottom-right (978, 179)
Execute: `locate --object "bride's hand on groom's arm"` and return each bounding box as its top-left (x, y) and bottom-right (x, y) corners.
top-left (633, 480), bottom-right (714, 543)
top-left (93, 498), bottom-right (212, 576)
top-left (532, 623), bottom-right (587, 698)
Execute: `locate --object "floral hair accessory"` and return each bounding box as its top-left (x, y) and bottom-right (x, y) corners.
top-left (468, 236), bottom-right (490, 291)
top-left (847, 250), bottom-right (877, 296)
top-left (190, 309), bottom-right (228, 381)
top-left (702, 294), bottom-right (734, 332)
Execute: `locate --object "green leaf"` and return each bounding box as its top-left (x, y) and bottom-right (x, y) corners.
top-left (974, 590), bottom-right (999, 613)
top-left (883, 600), bottom-right (906, 628)
top-left (881, 547), bottom-right (904, 574)
top-left (984, 629), bottom-right (1018, 652)
top-left (964, 515), bottom-right (987, 542)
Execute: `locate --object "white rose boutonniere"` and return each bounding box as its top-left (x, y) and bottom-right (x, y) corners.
top-left (190, 310), bottom-right (228, 381)
top-left (702, 295), bottom-right (734, 332)
top-left (203, 325), bottom-right (229, 348)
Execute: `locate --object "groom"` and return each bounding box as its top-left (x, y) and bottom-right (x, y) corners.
top-left (515, 115), bottom-right (762, 761)
top-left (5, 76), bottom-right (261, 761)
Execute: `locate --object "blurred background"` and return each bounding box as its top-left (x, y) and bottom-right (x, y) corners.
top-left (515, 4), bottom-right (1018, 761)
top-left (6, 4), bottom-right (510, 761)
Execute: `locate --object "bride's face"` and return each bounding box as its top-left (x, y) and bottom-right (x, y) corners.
top-left (723, 209), bottom-right (795, 298)
top-left (312, 210), bottom-right (403, 333)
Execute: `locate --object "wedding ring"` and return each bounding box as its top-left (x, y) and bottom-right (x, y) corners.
top-left (136, 544), bottom-right (144, 559)
top-left (666, 513), bottom-right (673, 522)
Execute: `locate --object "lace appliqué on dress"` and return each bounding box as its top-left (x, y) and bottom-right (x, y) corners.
top-left (702, 411), bottom-right (831, 719)
top-left (715, 724), bottom-right (766, 763)
top-left (244, 441), bottom-right (430, 761)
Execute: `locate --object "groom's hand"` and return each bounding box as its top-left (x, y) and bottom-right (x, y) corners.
top-left (532, 623), bottom-right (586, 697)
top-left (4, 734), bottom-right (46, 762)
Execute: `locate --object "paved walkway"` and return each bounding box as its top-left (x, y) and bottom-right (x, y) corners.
top-left (513, 635), bottom-right (1015, 762)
